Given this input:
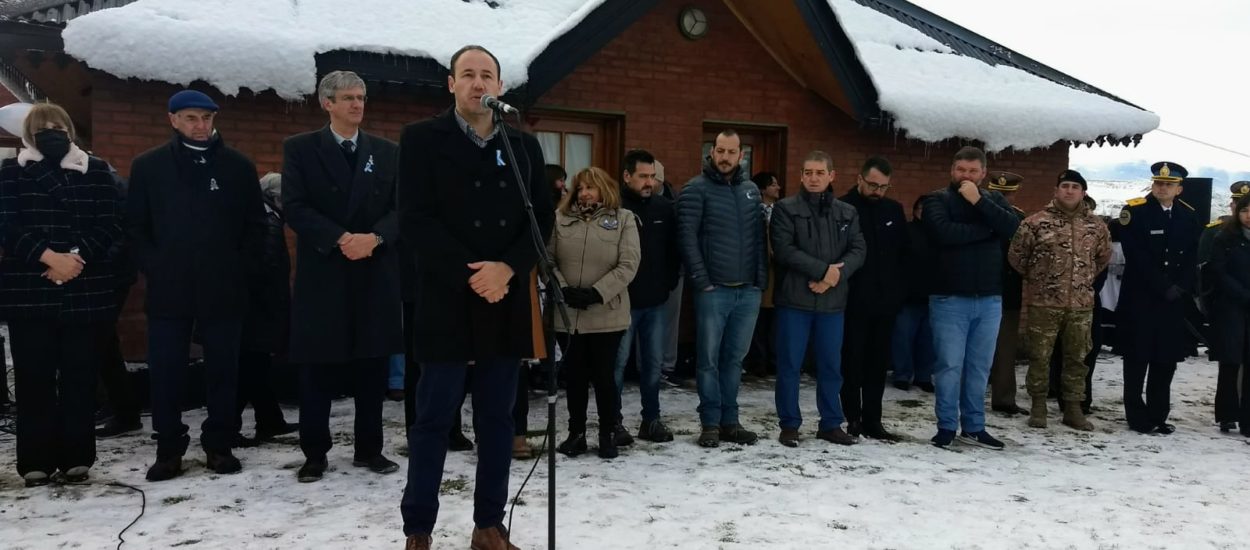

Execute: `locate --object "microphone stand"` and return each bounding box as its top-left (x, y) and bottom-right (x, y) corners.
top-left (493, 107), bottom-right (568, 550)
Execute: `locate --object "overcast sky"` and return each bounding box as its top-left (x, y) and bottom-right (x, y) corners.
top-left (908, 0), bottom-right (1250, 183)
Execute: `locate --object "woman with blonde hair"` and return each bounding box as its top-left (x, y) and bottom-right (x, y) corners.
top-left (0, 102), bottom-right (122, 486)
top-left (548, 167), bottom-right (640, 459)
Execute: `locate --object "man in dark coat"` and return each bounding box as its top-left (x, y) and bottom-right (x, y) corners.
top-left (1116, 161), bottom-right (1200, 434)
top-left (986, 171), bottom-right (1029, 416)
top-left (615, 148), bottom-right (680, 443)
top-left (398, 46), bottom-right (553, 550)
top-left (281, 71), bottom-right (403, 482)
top-left (127, 90), bottom-right (266, 481)
top-left (840, 156), bottom-right (908, 442)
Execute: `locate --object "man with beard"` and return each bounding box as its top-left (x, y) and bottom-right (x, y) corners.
top-left (922, 146), bottom-right (1019, 450)
top-left (840, 156), bottom-right (907, 441)
top-left (615, 148), bottom-right (680, 442)
top-left (677, 129), bottom-right (768, 448)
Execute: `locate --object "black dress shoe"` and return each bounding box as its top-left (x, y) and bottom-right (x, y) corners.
top-left (146, 457), bottom-right (184, 482)
top-left (234, 434), bottom-right (262, 448)
top-left (95, 418), bottom-right (143, 438)
top-left (449, 430), bottom-right (475, 452)
top-left (916, 381), bottom-right (935, 393)
top-left (846, 420), bottom-right (862, 437)
top-left (1129, 423), bottom-right (1155, 434)
top-left (891, 380), bottom-right (911, 391)
top-left (1155, 423), bottom-right (1176, 435)
top-left (861, 423), bottom-right (902, 443)
top-left (298, 456), bottom-right (328, 482)
top-left (352, 455), bottom-right (399, 475)
top-left (1219, 421), bottom-right (1237, 433)
top-left (815, 428), bottom-right (858, 446)
top-left (613, 424), bottom-right (635, 447)
top-left (256, 422), bottom-right (299, 441)
top-left (206, 450), bottom-right (242, 474)
top-left (992, 404), bottom-right (1029, 416)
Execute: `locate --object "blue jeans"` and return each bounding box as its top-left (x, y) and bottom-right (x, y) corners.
top-left (892, 304), bottom-right (935, 384)
top-left (615, 305), bottom-right (666, 422)
top-left (774, 307), bottom-right (846, 431)
top-left (929, 295), bottom-right (1002, 433)
top-left (693, 285), bottom-right (761, 427)
top-left (387, 353), bottom-right (405, 391)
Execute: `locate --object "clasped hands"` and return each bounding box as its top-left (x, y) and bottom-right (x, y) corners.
top-left (338, 232), bottom-right (378, 261)
top-left (40, 249), bottom-right (84, 286)
top-left (468, 261), bottom-right (514, 304)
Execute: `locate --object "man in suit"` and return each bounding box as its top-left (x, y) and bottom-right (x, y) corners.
top-left (1117, 161), bottom-right (1200, 434)
top-left (281, 70), bottom-right (403, 482)
top-left (127, 90), bottom-right (266, 481)
top-left (398, 46), bottom-right (553, 550)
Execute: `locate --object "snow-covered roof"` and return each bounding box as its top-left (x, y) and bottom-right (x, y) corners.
top-left (61, 0), bottom-right (604, 100)
top-left (829, 0), bottom-right (1159, 151)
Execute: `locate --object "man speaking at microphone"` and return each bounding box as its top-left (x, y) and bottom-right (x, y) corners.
top-left (398, 45), bottom-right (553, 550)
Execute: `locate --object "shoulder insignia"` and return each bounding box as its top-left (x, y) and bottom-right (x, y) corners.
top-left (1125, 197), bottom-right (1147, 207)
top-left (1118, 206), bottom-right (1132, 226)
top-left (1206, 219), bottom-right (1224, 228)
top-left (1178, 198), bottom-right (1195, 211)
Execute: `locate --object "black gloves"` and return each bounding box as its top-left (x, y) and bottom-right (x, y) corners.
top-left (561, 287), bottom-right (603, 309)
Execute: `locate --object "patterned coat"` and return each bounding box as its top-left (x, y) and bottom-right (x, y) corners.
top-left (1007, 200), bottom-right (1112, 310)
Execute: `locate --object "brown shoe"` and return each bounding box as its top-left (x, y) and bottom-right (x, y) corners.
top-left (512, 435), bottom-right (533, 460)
top-left (778, 428), bottom-right (800, 447)
top-left (405, 534), bottom-right (432, 550)
top-left (470, 524), bottom-right (520, 550)
top-left (815, 428), bottom-right (858, 445)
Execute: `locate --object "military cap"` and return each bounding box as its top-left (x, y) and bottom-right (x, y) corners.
top-left (986, 171), bottom-right (1023, 192)
top-left (1231, 181), bottom-right (1250, 199)
top-left (1150, 161), bottom-right (1186, 183)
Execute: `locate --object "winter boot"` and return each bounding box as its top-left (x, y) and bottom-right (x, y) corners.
top-left (1061, 401), bottom-right (1094, 431)
top-left (1027, 397), bottom-right (1048, 428)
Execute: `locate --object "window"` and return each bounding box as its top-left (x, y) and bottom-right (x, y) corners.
top-left (701, 124), bottom-right (785, 184)
top-left (528, 110), bottom-right (622, 190)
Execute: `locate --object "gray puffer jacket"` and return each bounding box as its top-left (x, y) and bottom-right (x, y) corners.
top-left (676, 158), bottom-right (767, 290)
top-left (769, 188), bottom-right (866, 312)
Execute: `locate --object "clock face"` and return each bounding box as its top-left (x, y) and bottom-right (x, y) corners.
top-left (680, 7), bottom-right (708, 40)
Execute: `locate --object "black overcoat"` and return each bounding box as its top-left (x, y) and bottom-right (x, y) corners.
top-left (282, 127), bottom-right (402, 364)
top-left (1116, 194), bottom-right (1200, 362)
top-left (397, 110), bottom-right (553, 362)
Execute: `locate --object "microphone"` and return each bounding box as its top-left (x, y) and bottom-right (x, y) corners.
top-left (481, 94), bottom-right (518, 115)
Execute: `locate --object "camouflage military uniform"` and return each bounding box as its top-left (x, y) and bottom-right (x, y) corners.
top-left (1008, 200), bottom-right (1111, 400)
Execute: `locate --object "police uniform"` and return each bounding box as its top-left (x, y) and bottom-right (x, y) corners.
top-left (986, 171), bottom-right (1029, 414)
top-left (1116, 162), bottom-right (1201, 433)
top-left (1198, 181), bottom-right (1249, 268)
top-left (1202, 181), bottom-right (1249, 430)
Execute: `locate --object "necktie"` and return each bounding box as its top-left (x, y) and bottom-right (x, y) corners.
top-left (341, 139), bottom-right (355, 155)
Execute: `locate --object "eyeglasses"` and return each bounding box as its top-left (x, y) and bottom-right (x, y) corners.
top-left (860, 176), bottom-right (890, 192)
top-left (334, 94), bottom-right (367, 103)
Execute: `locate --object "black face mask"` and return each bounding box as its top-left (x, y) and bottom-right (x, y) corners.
top-left (34, 129), bottom-right (72, 163)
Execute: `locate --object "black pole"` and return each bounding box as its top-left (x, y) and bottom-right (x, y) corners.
top-left (493, 108), bottom-right (569, 550)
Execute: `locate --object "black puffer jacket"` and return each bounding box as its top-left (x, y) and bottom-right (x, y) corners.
top-left (841, 187), bottom-right (908, 316)
top-left (676, 157), bottom-right (767, 290)
top-left (620, 184), bottom-right (679, 309)
top-left (921, 184), bottom-right (1020, 296)
top-left (769, 188), bottom-right (866, 313)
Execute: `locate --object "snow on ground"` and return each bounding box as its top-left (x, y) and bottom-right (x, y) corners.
top-left (61, 0), bottom-right (604, 99)
top-left (828, 0), bottom-right (1160, 152)
top-left (2, 352), bottom-right (1248, 549)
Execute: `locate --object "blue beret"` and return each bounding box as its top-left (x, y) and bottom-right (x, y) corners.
top-left (168, 90), bottom-right (219, 114)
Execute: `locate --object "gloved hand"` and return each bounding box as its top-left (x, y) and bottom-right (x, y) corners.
top-left (562, 287), bottom-right (603, 310)
top-left (1164, 285), bottom-right (1184, 302)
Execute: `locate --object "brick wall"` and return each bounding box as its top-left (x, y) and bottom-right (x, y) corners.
top-left (535, 0), bottom-right (1068, 215)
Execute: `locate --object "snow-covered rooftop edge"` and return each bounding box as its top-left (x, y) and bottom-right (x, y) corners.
top-left (828, 0), bottom-right (1160, 152)
top-left (61, 0), bottom-right (606, 100)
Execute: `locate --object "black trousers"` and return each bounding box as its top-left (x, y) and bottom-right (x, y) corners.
top-left (558, 331), bottom-right (623, 436)
top-left (148, 317), bottom-right (242, 457)
top-left (238, 351), bottom-right (288, 432)
top-left (1214, 360), bottom-right (1249, 426)
top-left (10, 320), bottom-right (106, 476)
top-left (299, 357), bottom-right (387, 460)
top-left (97, 285), bottom-right (140, 423)
top-left (1122, 354), bottom-right (1177, 430)
top-left (841, 312), bottom-right (894, 425)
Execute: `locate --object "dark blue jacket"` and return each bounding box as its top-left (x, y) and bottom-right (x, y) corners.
top-left (676, 158), bottom-right (767, 290)
top-left (921, 184), bottom-right (1020, 296)
top-left (1116, 194), bottom-right (1200, 362)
